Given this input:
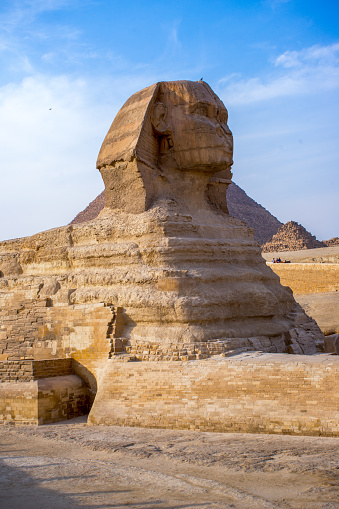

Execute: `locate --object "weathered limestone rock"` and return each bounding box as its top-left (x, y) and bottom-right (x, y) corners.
top-left (0, 80), bottom-right (328, 431)
top-left (70, 184), bottom-right (283, 245)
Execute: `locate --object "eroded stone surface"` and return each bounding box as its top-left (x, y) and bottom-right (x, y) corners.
top-left (70, 182), bottom-right (283, 245)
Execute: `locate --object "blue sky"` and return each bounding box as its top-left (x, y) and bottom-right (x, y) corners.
top-left (0, 0), bottom-right (338, 241)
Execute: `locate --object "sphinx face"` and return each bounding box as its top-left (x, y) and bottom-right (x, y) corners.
top-left (160, 82), bottom-right (233, 172)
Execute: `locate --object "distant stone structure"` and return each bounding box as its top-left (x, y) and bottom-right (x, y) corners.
top-left (1, 80), bottom-right (337, 434)
top-left (227, 183), bottom-right (282, 244)
top-left (262, 221), bottom-right (325, 252)
top-left (71, 192), bottom-right (106, 225)
top-left (323, 237), bottom-right (339, 247)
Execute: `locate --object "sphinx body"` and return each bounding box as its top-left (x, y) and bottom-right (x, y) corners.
top-left (93, 80), bottom-right (322, 358)
top-left (0, 81), bottom-right (325, 428)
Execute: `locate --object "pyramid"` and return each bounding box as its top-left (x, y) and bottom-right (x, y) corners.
top-left (262, 221), bottom-right (325, 252)
top-left (71, 191), bottom-right (105, 225)
top-left (323, 237), bottom-right (339, 247)
top-left (70, 183), bottom-right (283, 245)
top-left (227, 183), bottom-right (282, 244)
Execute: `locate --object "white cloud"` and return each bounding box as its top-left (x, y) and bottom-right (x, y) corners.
top-left (219, 43), bottom-right (339, 105)
top-left (0, 74), bottom-right (111, 240)
top-left (160, 19), bottom-right (183, 59)
top-left (217, 73), bottom-right (242, 85)
top-left (275, 43), bottom-right (339, 68)
top-left (222, 75), bottom-right (302, 104)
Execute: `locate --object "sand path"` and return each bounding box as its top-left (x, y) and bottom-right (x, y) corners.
top-left (1, 417), bottom-right (338, 509)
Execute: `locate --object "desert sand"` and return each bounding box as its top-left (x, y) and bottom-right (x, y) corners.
top-left (261, 246), bottom-right (339, 264)
top-left (1, 416), bottom-right (339, 509)
top-left (296, 292), bottom-right (339, 335)
top-left (262, 246), bottom-right (339, 335)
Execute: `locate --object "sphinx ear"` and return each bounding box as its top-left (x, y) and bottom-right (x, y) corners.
top-left (151, 102), bottom-right (171, 135)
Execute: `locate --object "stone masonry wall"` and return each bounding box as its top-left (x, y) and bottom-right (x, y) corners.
top-left (269, 263), bottom-right (339, 295)
top-left (0, 374), bottom-right (89, 425)
top-left (0, 358), bottom-right (74, 382)
top-left (89, 353), bottom-right (339, 436)
top-left (0, 381), bottom-right (38, 425)
top-left (33, 358), bottom-right (73, 379)
top-left (0, 290), bottom-right (114, 385)
top-left (0, 360), bottom-right (34, 382)
top-left (0, 297), bottom-right (49, 361)
top-left (37, 375), bottom-right (90, 424)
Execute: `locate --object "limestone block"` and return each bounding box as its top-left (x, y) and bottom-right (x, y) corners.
top-left (37, 374), bottom-right (89, 424)
top-left (88, 354), bottom-right (339, 436)
top-left (38, 278), bottom-right (61, 296)
top-left (0, 254), bottom-right (23, 276)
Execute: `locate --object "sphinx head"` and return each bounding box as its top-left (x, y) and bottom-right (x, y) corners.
top-left (97, 80), bottom-right (233, 213)
top-left (150, 81), bottom-right (233, 172)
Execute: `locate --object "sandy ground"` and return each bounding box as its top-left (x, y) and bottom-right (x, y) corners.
top-left (261, 246), bottom-right (339, 335)
top-left (1, 417), bottom-right (339, 509)
top-left (1, 245), bottom-right (338, 508)
top-left (295, 292), bottom-right (339, 335)
top-left (261, 246), bottom-right (339, 263)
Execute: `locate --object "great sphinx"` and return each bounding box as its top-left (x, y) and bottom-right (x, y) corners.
top-left (0, 80), bottom-right (330, 432)
top-left (92, 80), bottom-right (321, 357)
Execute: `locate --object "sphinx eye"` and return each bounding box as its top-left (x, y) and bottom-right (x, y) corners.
top-left (218, 110), bottom-right (228, 124)
top-left (194, 103), bottom-right (208, 116)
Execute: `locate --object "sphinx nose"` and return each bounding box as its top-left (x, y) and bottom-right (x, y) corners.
top-left (216, 126), bottom-right (224, 137)
top-left (216, 125), bottom-right (232, 137)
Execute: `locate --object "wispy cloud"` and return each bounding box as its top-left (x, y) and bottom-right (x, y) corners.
top-left (170, 22), bottom-right (181, 49)
top-left (0, 0), bottom-right (82, 77)
top-left (218, 73), bottom-right (242, 85)
top-left (275, 43), bottom-right (339, 68)
top-left (162, 18), bottom-right (182, 57)
top-left (263, 0), bottom-right (292, 9)
top-left (0, 0), bottom-right (77, 30)
top-left (218, 43), bottom-right (339, 105)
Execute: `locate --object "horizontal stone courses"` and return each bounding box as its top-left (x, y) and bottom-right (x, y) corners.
top-left (270, 263), bottom-right (339, 295)
top-left (88, 353), bottom-right (339, 435)
top-left (0, 374), bottom-right (89, 425)
top-left (0, 358), bottom-right (73, 382)
top-left (4, 270), bottom-right (277, 296)
top-left (64, 267), bottom-right (275, 283)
